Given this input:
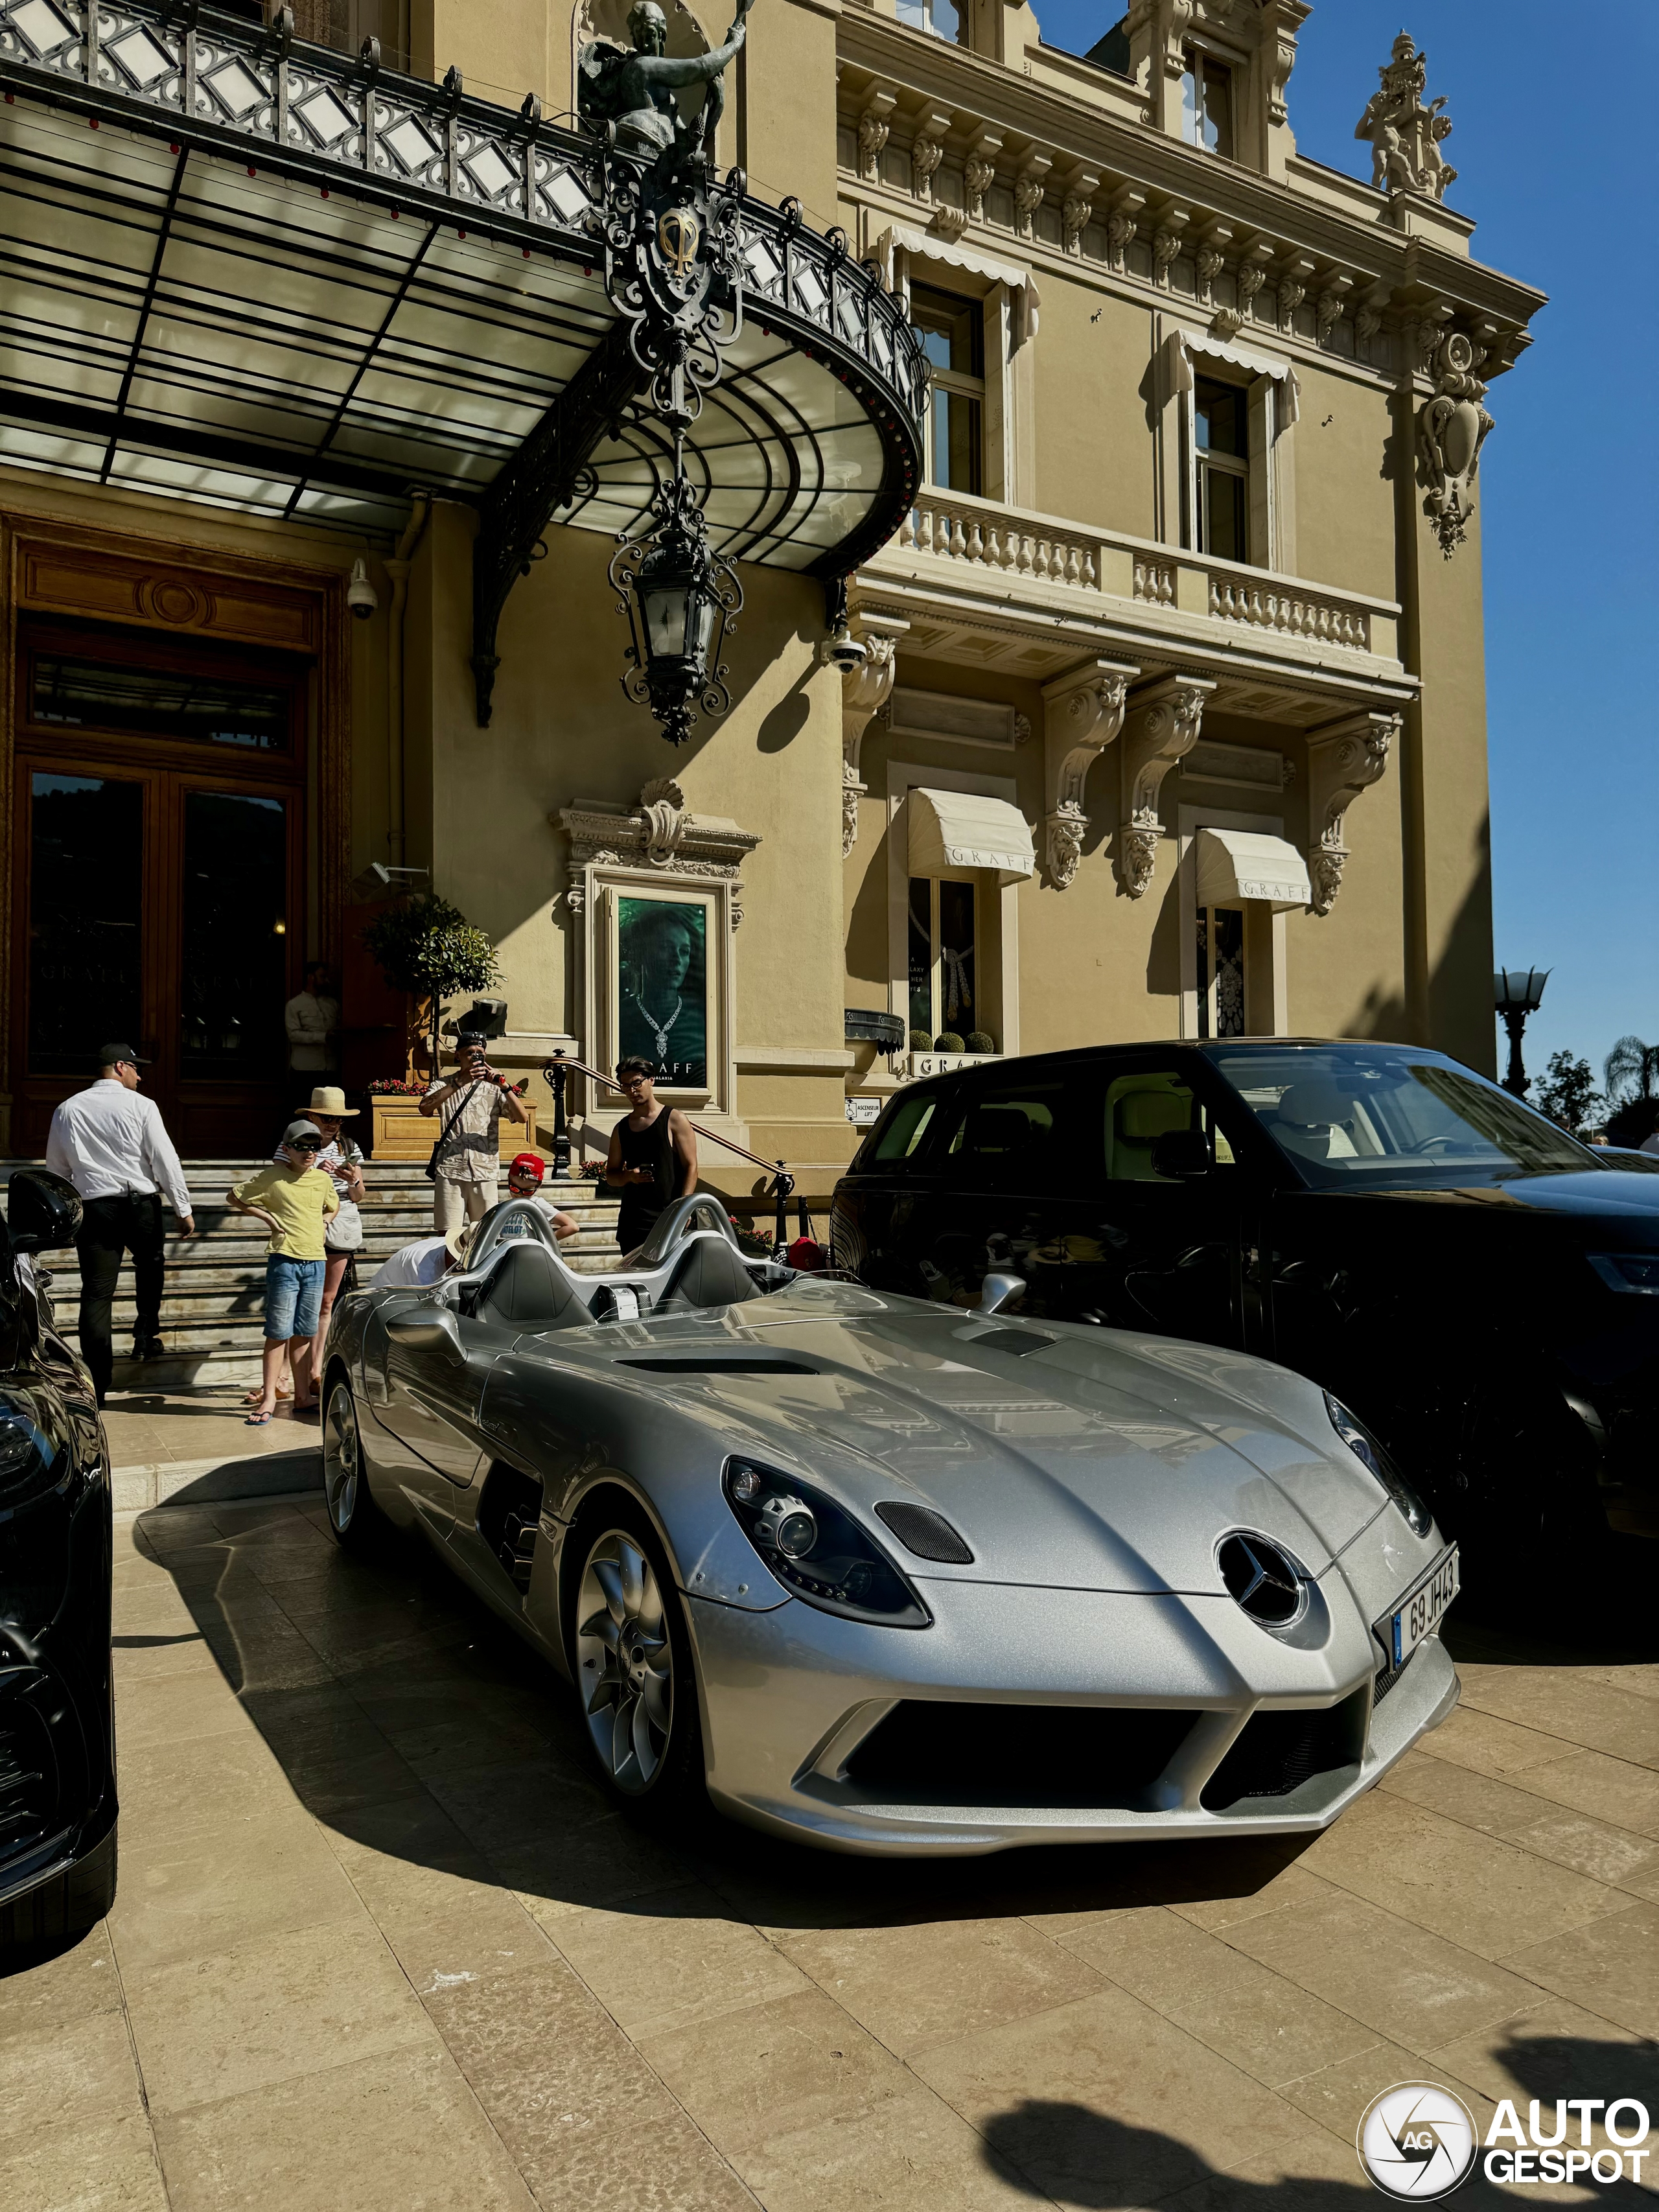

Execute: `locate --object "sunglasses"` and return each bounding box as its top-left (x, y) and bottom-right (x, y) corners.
top-left (288, 1139), bottom-right (322, 1152)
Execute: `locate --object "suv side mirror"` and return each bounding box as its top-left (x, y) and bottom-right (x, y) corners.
top-left (6, 1169), bottom-right (82, 1253)
top-left (1151, 1130), bottom-right (1211, 1181)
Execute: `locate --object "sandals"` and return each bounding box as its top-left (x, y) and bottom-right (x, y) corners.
top-left (242, 1384), bottom-right (294, 1406)
top-left (245, 1409), bottom-right (274, 1426)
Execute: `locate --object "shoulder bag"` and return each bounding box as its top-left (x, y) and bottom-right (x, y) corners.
top-left (424, 1082), bottom-right (478, 1183)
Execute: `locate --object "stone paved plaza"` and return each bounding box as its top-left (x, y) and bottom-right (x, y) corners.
top-left (3, 1428), bottom-right (1658, 2212)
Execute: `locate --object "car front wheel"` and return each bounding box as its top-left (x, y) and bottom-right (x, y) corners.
top-left (569, 1503), bottom-right (702, 1809)
top-left (323, 1379), bottom-right (382, 1550)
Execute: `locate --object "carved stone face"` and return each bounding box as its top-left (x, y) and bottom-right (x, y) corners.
top-left (629, 2), bottom-right (667, 54)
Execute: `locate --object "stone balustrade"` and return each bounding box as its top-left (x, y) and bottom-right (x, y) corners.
top-left (880, 487), bottom-right (1394, 664)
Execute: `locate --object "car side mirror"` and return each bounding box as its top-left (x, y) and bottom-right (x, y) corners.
top-left (1152, 1130), bottom-right (1211, 1181)
top-left (6, 1168), bottom-right (82, 1253)
top-left (385, 1307), bottom-right (463, 1359)
top-left (977, 1271), bottom-right (1026, 1317)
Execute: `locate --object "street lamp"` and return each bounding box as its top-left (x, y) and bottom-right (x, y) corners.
top-left (1493, 966), bottom-right (1549, 1097)
top-left (609, 453), bottom-right (742, 747)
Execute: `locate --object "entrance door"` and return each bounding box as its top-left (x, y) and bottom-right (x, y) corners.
top-left (13, 620), bottom-right (308, 1156)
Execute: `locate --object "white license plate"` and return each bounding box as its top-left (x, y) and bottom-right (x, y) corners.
top-left (1384, 1547), bottom-right (1459, 1668)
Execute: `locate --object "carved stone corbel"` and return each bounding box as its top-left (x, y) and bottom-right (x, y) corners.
top-left (1305, 710), bottom-right (1397, 914)
top-left (1257, 0), bottom-right (1311, 128)
top-left (1194, 220), bottom-right (1233, 309)
top-left (1417, 331), bottom-right (1493, 557)
top-left (963, 126), bottom-right (1003, 222)
top-left (910, 109), bottom-right (951, 206)
top-left (1013, 152), bottom-right (1052, 240)
top-left (1316, 272), bottom-right (1354, 347)
top-left (1105, 184), bottom-right (1145, 273)
top-left (857, 90), bottom-right (897, 182)
top-left (1042, 658), bottom-right (1139, 889)
top-left (1060, 163), bottom-right (1099, 257)
top-left (1118, 676), bottom-right (1214, 898)
top-left (1275, 252), bottom-right (1314, 333)
top-left (1152, 202), bottom-right (1190, 287)
top-left (839, 615), bottom-right (907, 856)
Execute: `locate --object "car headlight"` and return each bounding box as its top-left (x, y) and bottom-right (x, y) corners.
top-left (1588, 1252), bottom-right (1659, 1296)
top-left (1323, 1393), bottom-right (1432, 1539)
top-left (0, 1404), bottom-right (69, 1510)
top-left (723, 1458), bottom-right (931, 1627)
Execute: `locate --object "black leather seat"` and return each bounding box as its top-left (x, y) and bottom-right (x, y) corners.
top-left (474, 1242), bottom-right (583, 1329)
top-left (658, 1234), bottom-right (760, 1312)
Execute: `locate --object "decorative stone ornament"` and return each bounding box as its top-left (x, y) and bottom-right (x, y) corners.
top-left (1118, 676), bottom-right (1214, 898)
top-left (857, 93), bottom-right (896, 182)
top-left (559, 782), bottom-right (761, 913)
top-left (837, 616), bottom-right (907, 856)
top-left (1354, 31), bottom-right (1457, 203)
top-left (1418, 332), bottom-right (1493, 557)
top-left (1305, 712), bottom-right (1398, 914)
top-left (1043, 659), bottom-right (1139, 888)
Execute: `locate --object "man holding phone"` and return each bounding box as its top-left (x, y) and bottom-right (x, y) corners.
top-left (419, 1029), bottom-right (529, 1238)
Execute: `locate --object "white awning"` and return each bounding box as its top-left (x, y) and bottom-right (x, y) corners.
top-left (874, 225), bottom-right (1041, 342)
top-left (909, 788), bottom-right (1034, 883)
top-left (1194, 827), bottom-right (1310, 911)
top-left (1166, 326), bottom-right (1300, 425)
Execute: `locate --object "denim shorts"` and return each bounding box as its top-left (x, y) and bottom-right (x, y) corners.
top-left (264, 1254), bottom-right (325, 1340)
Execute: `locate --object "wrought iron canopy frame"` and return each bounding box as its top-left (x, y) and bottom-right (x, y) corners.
top-left (0, 0), bottom-right (925, 703)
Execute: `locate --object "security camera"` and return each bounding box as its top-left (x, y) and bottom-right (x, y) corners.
top-left (347, 556), bottom-right (378, 622)
top-left (820, 625), bottom-right (868, 676)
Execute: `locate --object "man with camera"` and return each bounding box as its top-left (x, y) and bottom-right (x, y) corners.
top-left (419, 1029), bottom-right (529, 1238)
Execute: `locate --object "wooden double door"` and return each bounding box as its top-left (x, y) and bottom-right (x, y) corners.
top-left (12, 617), bottom-right (308, 1159)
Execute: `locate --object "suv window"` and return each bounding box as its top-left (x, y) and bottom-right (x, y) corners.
top-left (938, 1077), bottom-right (1073, 1189)
top-left (866, 1087), bottom-right (947, 1164)
top-left (1102, 1069), bottom-right (1237, 1183)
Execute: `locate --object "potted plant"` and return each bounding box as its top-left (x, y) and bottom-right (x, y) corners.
top-left (360, 894), bottom-right (502, 1079)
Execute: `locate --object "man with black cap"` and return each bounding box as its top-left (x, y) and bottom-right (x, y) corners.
top-left (418, 1027), bottom-right (528, 1238)
top-left (45, 1043), bottom-right (196, 1406)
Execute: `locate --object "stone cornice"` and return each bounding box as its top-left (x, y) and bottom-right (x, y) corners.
top-left (835, 20), bottom-right (1546, 346)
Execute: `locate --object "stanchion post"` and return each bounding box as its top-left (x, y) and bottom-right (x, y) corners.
top-left (544, 1056), bottom-right (571, 1179)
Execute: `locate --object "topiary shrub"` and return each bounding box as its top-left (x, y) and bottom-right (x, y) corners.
top-left (362, 892), bottom-right (501, 1077)
top-left (935, 1032), bottom-right (966, 1054)
top-left (908, 1028), bottom-right (933, 1053)
top-left (965, 1030), bottom-right (995, 1054)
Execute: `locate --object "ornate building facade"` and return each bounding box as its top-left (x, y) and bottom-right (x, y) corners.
top-left (0, 0), bottom-right (1542, 1198)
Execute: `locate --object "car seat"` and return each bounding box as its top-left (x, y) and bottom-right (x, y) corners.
top-left (1271, 1079), bottom-right (1359, 1163)
top-left (473, 1240), bottom-right (585, 1328)
top-left (1109, 1088), bottom-right (1193, 1180)
top-left (658, 1232), bottom-right (761, 1312)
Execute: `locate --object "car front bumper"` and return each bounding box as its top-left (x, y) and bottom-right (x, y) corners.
top-left (685, 1562), bottom-right (1458, 1856)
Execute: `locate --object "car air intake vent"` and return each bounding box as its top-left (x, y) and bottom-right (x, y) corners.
top-left (1200, 1691), bottom-right (1365, 1811)
top-left (874, 1501), bottom-right (975, 1563)
top-left (1218, 1532), bottom-right (1305, 1628)
top-left (0, 1706), bottom-right (58, 1853)
top-left (846, 1701), bottom-right (1196, 1810)
top-left (617, 1358), bottom-right (820, 1375)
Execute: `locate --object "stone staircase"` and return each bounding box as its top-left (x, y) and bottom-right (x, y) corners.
top-left (0, 1159), bottom-right (623, 1390)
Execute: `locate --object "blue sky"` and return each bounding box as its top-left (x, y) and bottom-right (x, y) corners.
top-left (1030, 0), bottom-right (1659, 1097)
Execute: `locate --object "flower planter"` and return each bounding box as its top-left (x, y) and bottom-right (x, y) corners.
top-left (369, 1097), bottom-right (537, 1161)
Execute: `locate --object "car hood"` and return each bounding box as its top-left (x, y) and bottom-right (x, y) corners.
top-left (574, 1292), bottom-right (1389, 1594)
top-left (1294, 1168), bottom-right (1659, 1228)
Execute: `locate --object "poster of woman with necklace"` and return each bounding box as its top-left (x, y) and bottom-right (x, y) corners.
top-left (617, 896), bottom-right (708, 1088)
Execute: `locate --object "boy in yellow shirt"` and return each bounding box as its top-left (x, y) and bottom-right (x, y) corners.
top-left (228, 1120), bottom-right (339, 1425)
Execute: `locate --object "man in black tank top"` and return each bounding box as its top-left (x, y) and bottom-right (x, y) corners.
top-left (605, 1058), bottom-right (700, 1258)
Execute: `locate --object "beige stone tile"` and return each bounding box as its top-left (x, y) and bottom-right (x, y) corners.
top-left (775, 1912), bottom-right (1105, 2060)
top-left (108, 1806), bottom-right (371, 1973)
top-left (1273, 2032), bottom-right (1496, 2143)
top-left (1300, 1786), bottom-right (1625, 1959)
top-left (1415, 1704), bottom-right (1582, 1779)
top-left (115, 1720), bottom-right (299, 1843)
top-left (1220, 1884), bottom-right (1544, 2055)
top-left (194, 1618), bottom-right (338, 1695)
top-left (909, 1983), bottom-right (1315, 2208)
top-left (0, 2112), bottom-right (170, 2212)
top-left (1053, 1904), bottom-right (1379, 2090)
top-left (1458, 1671), bottom-right (1659, 1770)
top-left (124, 1918), bottom-right (434, 2115)
top-left (1500, 1900), bottom-right (1659, 2038)
top-left (351, 1859), bottom-right (559, 1998)
top-left (0, 1917), bottom-right (124, 2033)
top-left (1161, 1860), bottom-right (1332, 1936)
top-left (1426, 1992), bottom-right (1659, 2132)
top-left (1581, 1662), bottom-right (1659, 1703)
top-left (153, 2042), bottom-right (536, 2212)
top-left (110, 1583), bottom-right (202, 1636)
top-left (111, 1627), bottom-right (221, 1686)
top-left (549, 1882), bottom-right (813, 2042)
top-left (318, 1787), bottom-right (485, 1876)
top-left (1503, 1750), bottom-right (1659, 1841)
top-left (640, 1986), bottom-right (1010, 2212)
top-left (133, 1507), bottom-right (226, 1556)
top-left (0, 2006), bottom-right (145, 2156)
top-left (425, 1953), bottom-right (756, 2211)
top-left (111, 1552), bottom-right (187, 1594)
top-left (114, 1668), bottom-right (249, 1754)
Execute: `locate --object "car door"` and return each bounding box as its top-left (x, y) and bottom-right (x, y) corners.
top-left (373, 1295), bottom-right (498, 1529)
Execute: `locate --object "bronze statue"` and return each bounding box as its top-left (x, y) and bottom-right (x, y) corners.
top-left (579, 0), bottom-right (756, 167)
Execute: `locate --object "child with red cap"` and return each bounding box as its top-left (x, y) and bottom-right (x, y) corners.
top-left (505, 1152), bottom-right (580, 1243)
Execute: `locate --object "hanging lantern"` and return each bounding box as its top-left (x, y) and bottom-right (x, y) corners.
top-left (609, 460), bottom-right (742, 746)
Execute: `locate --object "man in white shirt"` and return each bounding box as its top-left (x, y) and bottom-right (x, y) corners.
top-left (371, 1221), bottom-right (470, 1290)
top-left (44, 1043), bottom-right (197, 1404)
top-left (284, 963), bottom-right (340, 1076)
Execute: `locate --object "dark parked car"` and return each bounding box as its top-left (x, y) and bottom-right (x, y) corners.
top-left (831, 1040), bottom-right (1659, 1561)
top-left (0, 1170), bottom-right (117, 1947)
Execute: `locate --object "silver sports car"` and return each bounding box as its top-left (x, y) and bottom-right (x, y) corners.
top-left (320, 1196), bottom-right (1459, 1855)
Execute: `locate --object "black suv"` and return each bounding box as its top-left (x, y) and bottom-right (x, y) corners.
top-left (831, 1040), bottom-right (1659, 1559)
top-left (0, 1170), bottom-right (118, 1947)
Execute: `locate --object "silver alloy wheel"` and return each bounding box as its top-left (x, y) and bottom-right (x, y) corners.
top-left (323, 1384), bottom-right (360, 1532)
top-left (575, 1528), bottom-right (673, 1793)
